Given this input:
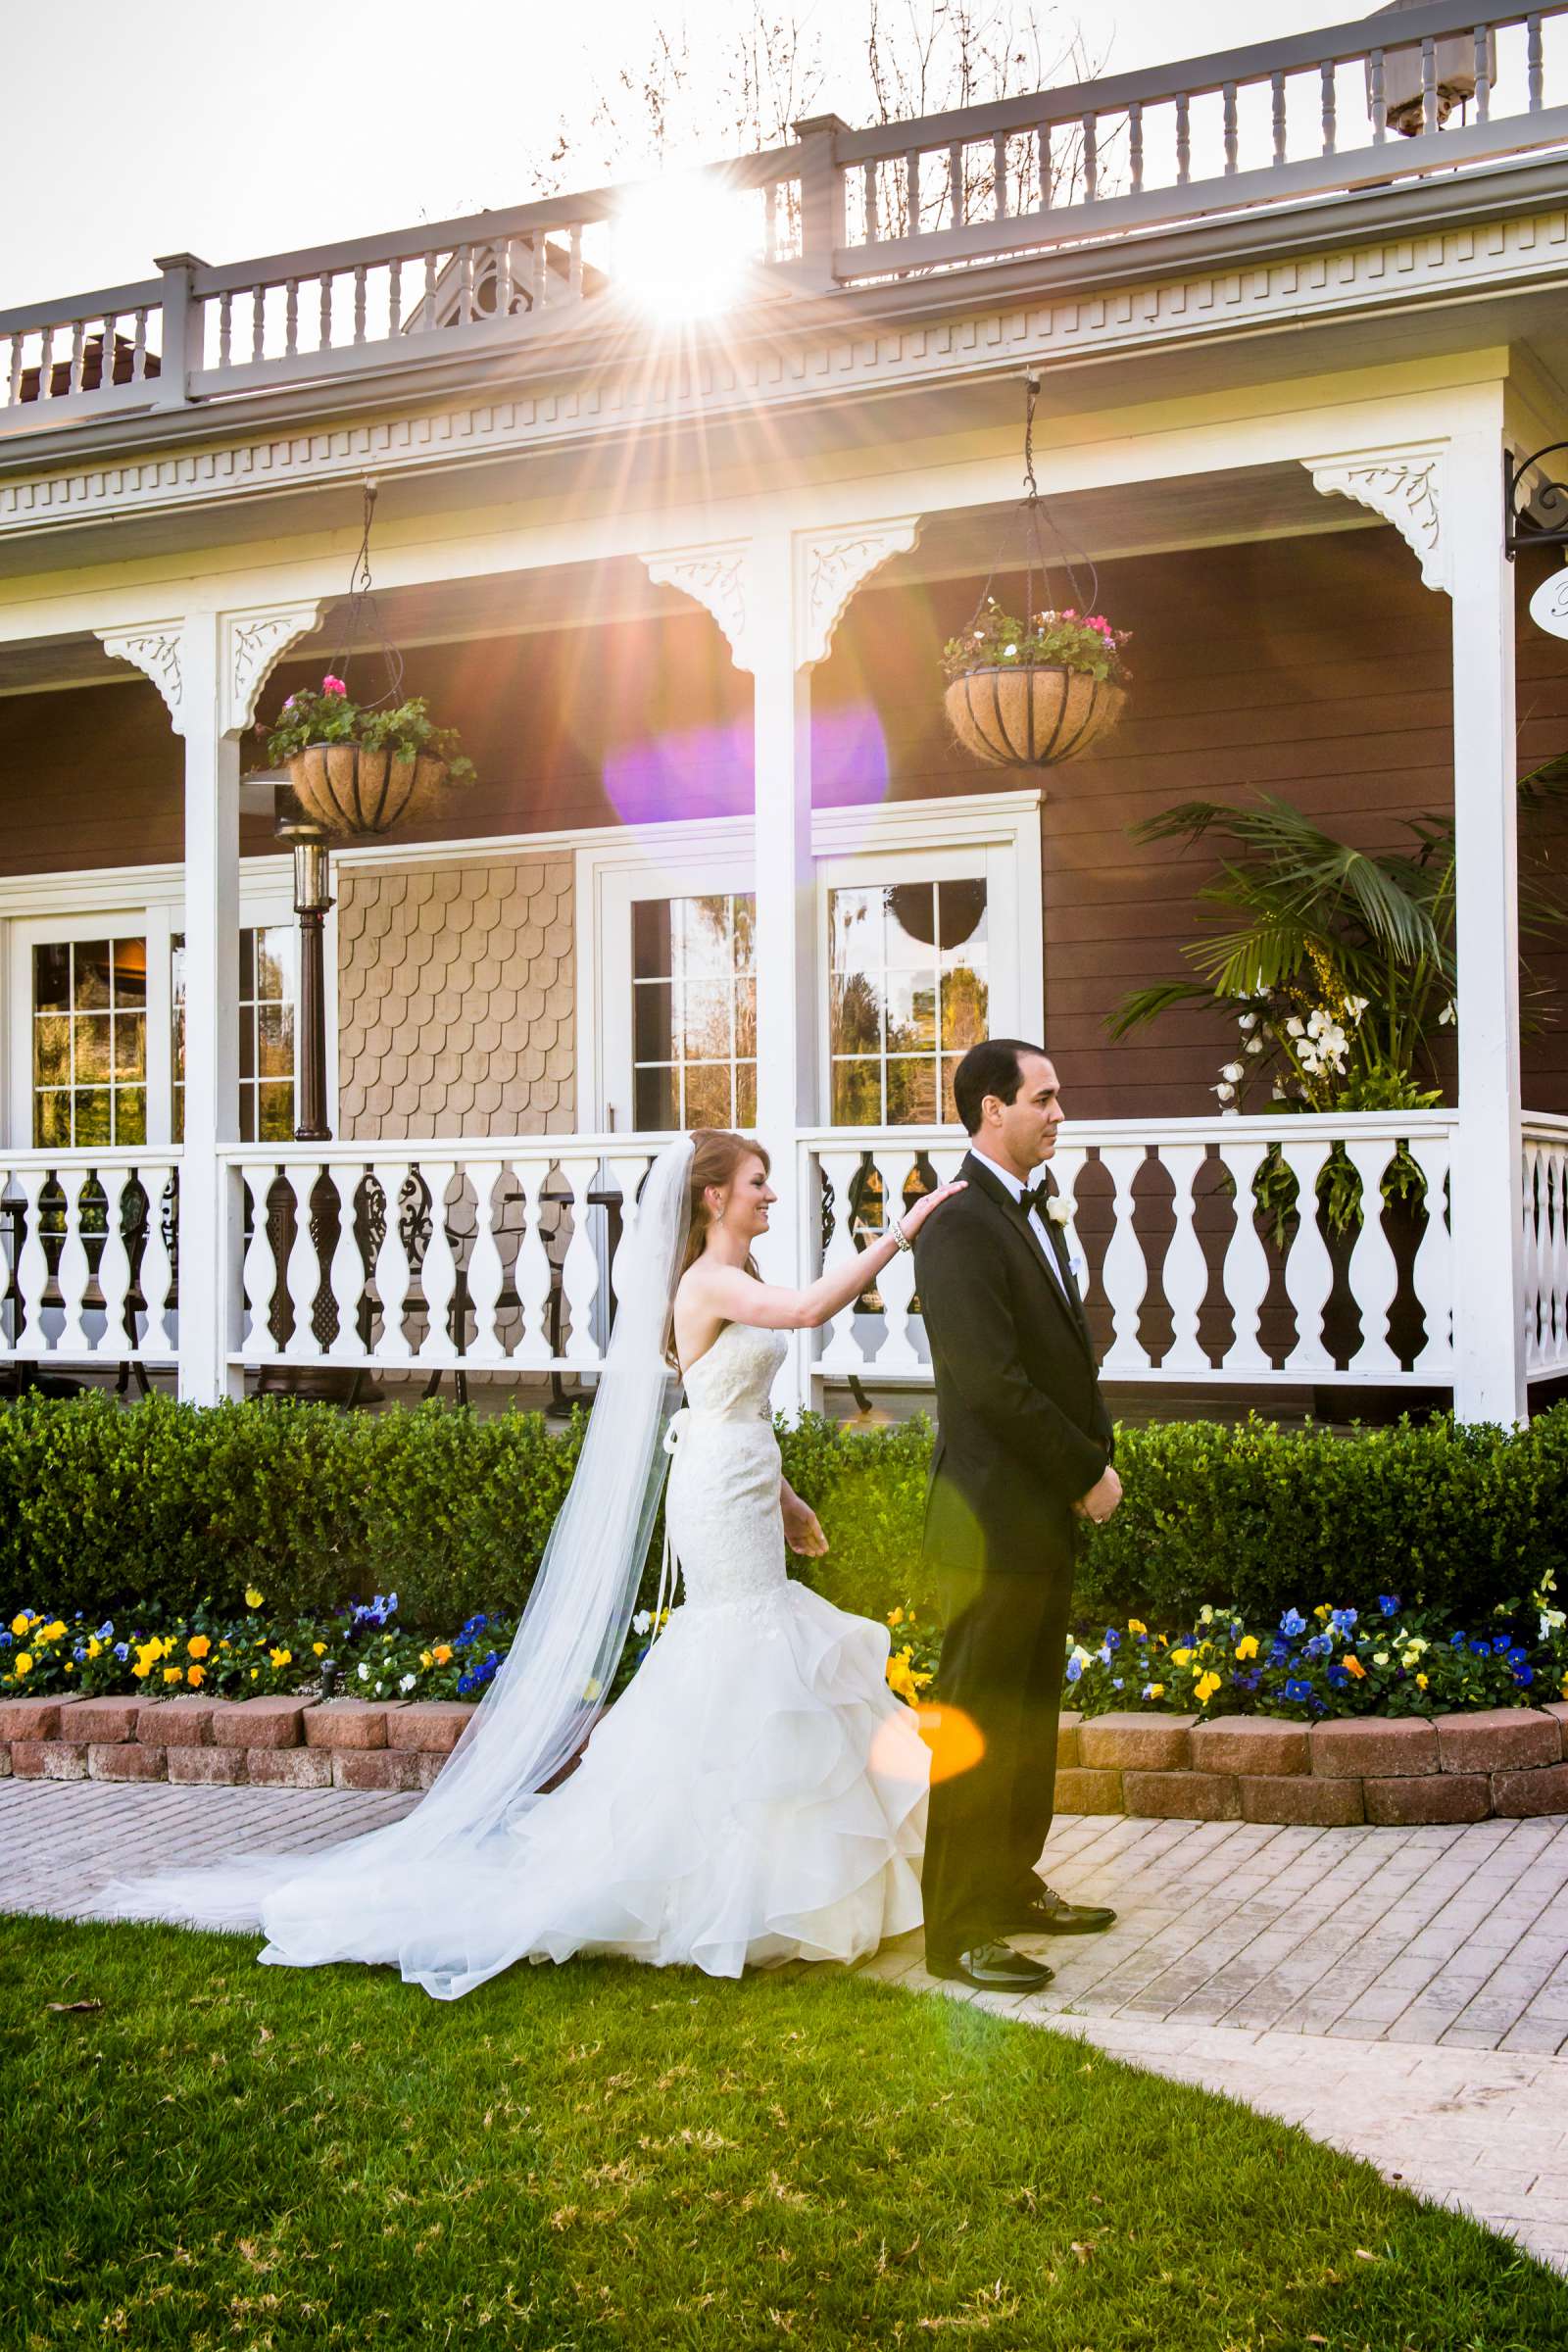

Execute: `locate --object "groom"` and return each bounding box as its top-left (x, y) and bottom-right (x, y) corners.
top-left (913, 1038), bottom-right (1121, 1992)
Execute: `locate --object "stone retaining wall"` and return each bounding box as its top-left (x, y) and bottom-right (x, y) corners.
top-left (1054, 1705), bottom-right (1568, 1825)
top-left (8, 1696), bottom-right (1568, 1825)
top-left (0, 1695), bottom-right (469, 1791)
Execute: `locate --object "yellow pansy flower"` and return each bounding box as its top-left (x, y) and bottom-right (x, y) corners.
top-left (163, 1665), bottom-right (182, 1684)
top-left (1194, 1670), bottom-right (1222, 1705)
top-left (250, 1667), bottom-right (260, 1680)
top-left (1169, 1647), bottom-right (1194, 1668)
top-left (187, 1663), bottom-right (205, 1688)
top-left (187, 1635), bottom-right (211, 1661)
top-left (9, 1614), bottom-right (30, 1638)
top-left (1145, 1682), bottom-right (1164, 1699)
top-left (269, 1647), bottom-right (292, 1670)
top-left (312, 1642), bottom-right (326, 1657)
top-left (42, 1620), bottom-right (67, 1643)
top-left (14, 1652), bottom-right (32, 1676)
top-left (245, 1589), bottom-right (264, 1610)
top-left (1234, 1636), bottom-right (1258, 1662)
top-left (432, 1644), bottom-right (453, 1666)
top-left (1344, 1654), bottom-right (1367, 1680)
top-left (1416, 1672), bottom-right (1429, 1690)
top-left (86, 1638), bottom-right (101, 1660)
top-left (887, 1607), bottom-right (905, 1628)
top-left (1127, 1619), bottom-right (1147, 1637)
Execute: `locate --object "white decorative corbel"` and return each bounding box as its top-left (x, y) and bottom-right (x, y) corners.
top-left (221, 599), bottom-right (325, 734)
top-left (96, 621), bottom-right (186, 725)
top-left (794, 517), bottom-right (923, 668)
top-left (1302, 446), bottom-right (1451, 594)
top-left (639, 541), bottom-right (754, 667)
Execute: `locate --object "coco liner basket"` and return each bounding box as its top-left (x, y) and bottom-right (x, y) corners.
top-left (287, 743), bottom-right (453, 836)
top-left (945, 662), bottom-right (1126, 767)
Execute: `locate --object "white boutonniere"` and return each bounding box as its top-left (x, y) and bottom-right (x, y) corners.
top-left (1045, 1196), bottom-right (1072, 1227)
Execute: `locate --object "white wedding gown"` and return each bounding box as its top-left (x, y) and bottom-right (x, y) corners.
top-left (101, 1320), bottom-right (929, 1988)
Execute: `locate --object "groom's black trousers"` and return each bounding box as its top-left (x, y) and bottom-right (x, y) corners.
top-left (922, 1550), bottom-right (1076, 1964)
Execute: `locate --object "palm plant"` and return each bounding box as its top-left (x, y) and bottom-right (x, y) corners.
top-left (1108, 769), bottom-right (1568, 1233)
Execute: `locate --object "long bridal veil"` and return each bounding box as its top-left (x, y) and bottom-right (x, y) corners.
top-left (96, 1135), bottom-right (695, 1999)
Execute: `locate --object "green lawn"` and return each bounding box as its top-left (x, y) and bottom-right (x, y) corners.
top-left (2, 1916), bottom-right (1561, 2349)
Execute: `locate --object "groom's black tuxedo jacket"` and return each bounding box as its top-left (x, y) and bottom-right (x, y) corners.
top-left (913, 1151), bottom-right (1113, 1581)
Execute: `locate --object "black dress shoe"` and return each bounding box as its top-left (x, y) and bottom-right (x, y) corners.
top-left (999, 1886), bottom-right (1117, 1936)
top-left (926, 1938), bottom-right (1055, 1991)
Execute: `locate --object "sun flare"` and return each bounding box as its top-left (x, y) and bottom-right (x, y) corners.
top-left (614, 174), bottom-right (756, 320)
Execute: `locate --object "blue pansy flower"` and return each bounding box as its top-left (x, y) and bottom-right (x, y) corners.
top-left (1470, 1640), bottom-right (1491, 1657)
top-left (1514, 1664), bottom-right (1536, 1687)
top-left (1378, 1594), bottom-right (1400, 1617)
top-left (0, 1631), bottom-right (11, 1649)
top-left (1111, 1677), bottom-right (1123, 1691)
top-left (1103, 1629), bottom-right (1121, 1650)
top-left (1450, 1631), bottom-right (1468, 1647)
top-left (1331, 1608), bottom-right (1358, 1634)
top-left (1280, 1608), bottom-right (1306, 1638)
top-left (96, 1620), bottom-right (115, 1640)
top-left (1327, 1665), bottom-right (1348, 1689)
top-left (457, 1613), bottom-right (490, 1647)
top-left (113, 1642), bottom-right (129, 1662)
top-left (1304, 1634), bottom-right (1332, 1660)
top-left (1493, 1634), bottom-right (1512, 1655)
top-left (73, 1644), bottom-right (87, 1662)
top-left (1065, 1655), bottom-right (1084, 1685)
top-left (1268, 1639), bottom-right (1289, 1666)
top-left (1284, 1678), bottom-right (1313, 1702)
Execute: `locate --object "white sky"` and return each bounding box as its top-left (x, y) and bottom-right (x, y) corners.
top-left (1, 1), bottom-right (1341, 309)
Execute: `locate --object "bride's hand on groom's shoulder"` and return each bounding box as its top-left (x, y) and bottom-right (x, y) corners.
top-left (905, 1178), bottom-right (966, 1238)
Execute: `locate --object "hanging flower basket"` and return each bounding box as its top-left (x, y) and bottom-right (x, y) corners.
top-left (262, 673), bottom-right (475, 839)
top-left (945, 662), bottom-right (1126, 768)
top-left (287, 742), bottom-right (454, 836)
top-left (942, 602), bottom-right (1130, 772)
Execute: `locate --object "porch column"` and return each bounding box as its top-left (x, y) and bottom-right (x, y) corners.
top-left (97, 600), bottom-right (321, 1405)
top-left (641, 522), bottom-right (920, 1412)
top-left (1447, 429), bottom-right (1526, 1425)
top-left (748, 534), bottom-right (817, 1407)
top-left (1305, 428), bottom-right (1525, 1424)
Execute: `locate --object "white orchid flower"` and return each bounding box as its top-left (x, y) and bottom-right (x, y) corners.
top-left (1220, 1061), bottom-right (1245, 1084)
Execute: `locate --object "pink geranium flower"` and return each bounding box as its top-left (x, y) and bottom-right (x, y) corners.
top-left (321, 674), bottom-right (348, 696)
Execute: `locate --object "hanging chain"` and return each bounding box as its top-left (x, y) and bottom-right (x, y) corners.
top-left (330, 478), bottom-right (405, 710)
top-left (966, 372), bottom-right (1100, 639)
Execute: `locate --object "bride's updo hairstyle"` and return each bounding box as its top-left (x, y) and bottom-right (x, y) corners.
top-left (683, 1127), bottom-right (771, 1277)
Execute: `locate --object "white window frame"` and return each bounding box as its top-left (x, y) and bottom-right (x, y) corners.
top-left (576, 789), bottom-right (1043, 1132)
top-left (0, 858), bottom-right (320, 1151)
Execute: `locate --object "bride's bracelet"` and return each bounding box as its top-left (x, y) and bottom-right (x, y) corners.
top-left (887, 1211), bottom-right (913, 1253)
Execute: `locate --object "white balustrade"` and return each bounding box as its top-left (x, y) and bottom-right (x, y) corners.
top-left (7, 7), bottom-right (1564, 434)
top-left (221, 1139), bottom-right (667, 1378)
top-left (1522, 1117), bottom-right (1568, 1376)
top-left (0, 1153), bottom-right (180, 1365)
top-left (800, 1114), bottom-right (1461, 1391)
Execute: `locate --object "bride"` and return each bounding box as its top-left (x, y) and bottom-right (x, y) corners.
top-left (98, 1130), bottom-right (961, 1997)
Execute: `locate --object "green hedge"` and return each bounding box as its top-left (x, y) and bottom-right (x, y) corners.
top-left (3, 1395), bottom-right (1567, 1633)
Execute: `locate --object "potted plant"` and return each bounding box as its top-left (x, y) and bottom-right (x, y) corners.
top-left (262, 674), bottom-right (476, 837)
top-left (942, 597), bottom-right (1130, 769)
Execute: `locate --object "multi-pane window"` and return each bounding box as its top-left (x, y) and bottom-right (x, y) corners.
top-left (172, 925), bottom-right (297, 1143)
top-left (828, 879), bottom-right (990, 1126)
top-left (31, 938), bottom-right (148, 1146)
top-left (632, 893), bottom-right (757, 1130)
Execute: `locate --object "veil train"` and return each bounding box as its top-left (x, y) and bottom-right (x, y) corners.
top-left (95, 1136), bottom-right (695, 2000)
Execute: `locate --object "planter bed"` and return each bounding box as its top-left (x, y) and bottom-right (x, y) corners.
top-left (11, 1692), bottom-right (1568, 1827)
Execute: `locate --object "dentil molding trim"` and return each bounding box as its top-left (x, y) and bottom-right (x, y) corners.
top-left (1302, 445), bottom-right (1450, 593)
top-left (6, 204), bottom-right (1564, 541)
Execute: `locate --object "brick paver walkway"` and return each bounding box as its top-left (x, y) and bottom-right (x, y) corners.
top-left (7, 1784), bottom-right (1568, 2278)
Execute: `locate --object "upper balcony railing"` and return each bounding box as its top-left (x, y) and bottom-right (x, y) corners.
top-left (3, 2), bottom-right (1568, 445)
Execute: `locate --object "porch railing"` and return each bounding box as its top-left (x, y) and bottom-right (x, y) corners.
top-left (802, 1113), bottom-right (1460, 1389)
top-left (220, 1138), bottom-right (673, 1377)
top-left (1, 1151), bottom-right (180, 1367)
top-left (4, 3), bottom-right (1566, 440)
top-left (1523, 1114), bottom-right (1568, 1377)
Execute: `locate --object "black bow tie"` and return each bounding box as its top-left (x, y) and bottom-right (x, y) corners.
top-left (1016, 1183), bottom-right (1053, 1220)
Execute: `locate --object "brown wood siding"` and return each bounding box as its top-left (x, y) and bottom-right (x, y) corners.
top-left (821, 527), bottom-right (1568, 1120)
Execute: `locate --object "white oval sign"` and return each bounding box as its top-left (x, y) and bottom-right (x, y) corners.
top-left (1529, 565), bottom-right (1568, 639)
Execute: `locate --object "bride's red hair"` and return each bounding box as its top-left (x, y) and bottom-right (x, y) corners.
top-left (682, 1128), bottom-right (770, 1278)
